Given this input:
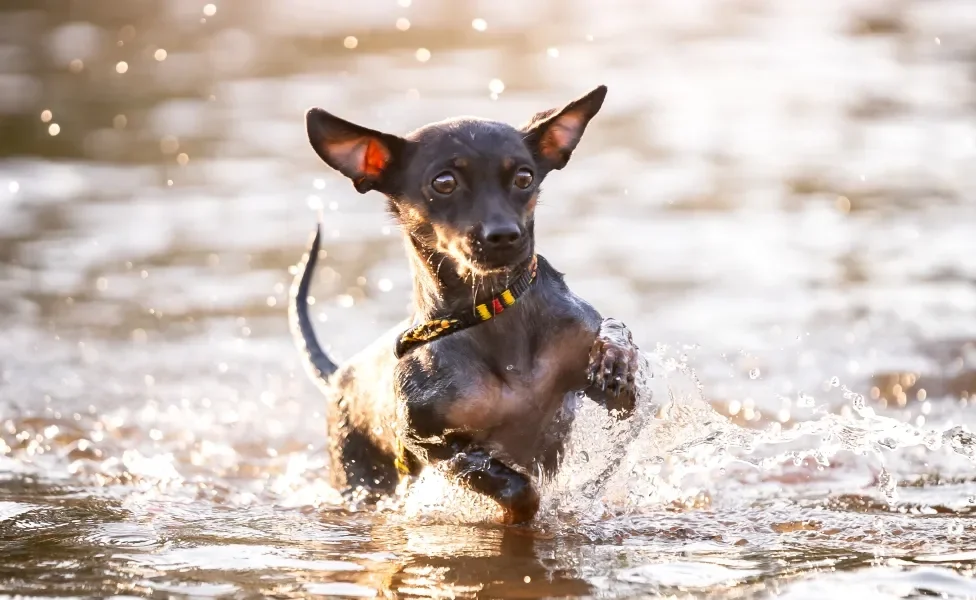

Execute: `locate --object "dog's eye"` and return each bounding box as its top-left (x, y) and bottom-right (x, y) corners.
top-left (513, 168), bottom-right (534, 189)
top-left (431, 172), bottom-right (457, 195)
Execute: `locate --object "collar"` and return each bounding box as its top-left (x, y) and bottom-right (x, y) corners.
top-left (394, 255), bottom-right (539, 358)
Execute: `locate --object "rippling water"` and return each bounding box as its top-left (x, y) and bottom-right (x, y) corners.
top-left (2, 0), bottom-right (976, 597)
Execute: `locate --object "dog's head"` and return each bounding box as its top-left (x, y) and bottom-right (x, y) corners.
top-left (306, 86), bottom-right (606, 274)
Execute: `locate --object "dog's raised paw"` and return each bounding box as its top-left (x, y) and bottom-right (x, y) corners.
top-left (586, 318), bottom-right (639, 415)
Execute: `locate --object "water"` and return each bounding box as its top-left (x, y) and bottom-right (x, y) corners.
top-left (3, 0), bottom-right (976, 597)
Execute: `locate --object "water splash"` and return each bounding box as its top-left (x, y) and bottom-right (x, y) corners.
top-left (540, 345), bottom-right (976, 524)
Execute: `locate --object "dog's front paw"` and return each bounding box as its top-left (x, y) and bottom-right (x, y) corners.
top-left (498, 477), bottom-right (540, 525)
top-left (586, 318), bottom-right (639, 416)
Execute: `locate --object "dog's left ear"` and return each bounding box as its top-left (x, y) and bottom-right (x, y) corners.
top-left (521, 85), bottom-right (607, 172)
top-left (306, 108), bottom-right (408, 194)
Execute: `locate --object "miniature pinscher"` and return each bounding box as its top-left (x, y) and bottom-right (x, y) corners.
top-left (290, 85), bottom-right (642, 523)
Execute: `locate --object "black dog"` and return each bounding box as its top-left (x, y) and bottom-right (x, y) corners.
top-left (291, 85), bottom-right (641, 523)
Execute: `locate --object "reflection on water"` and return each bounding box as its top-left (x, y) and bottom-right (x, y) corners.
top-left (2, 0), bottom-right (976, 597)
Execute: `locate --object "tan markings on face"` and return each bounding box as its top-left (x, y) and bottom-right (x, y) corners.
top-left (501, 157), bottom-right (515, 171)
top-left (400, 204), bottom-right (428, 224)
top-left (526, 192), bottom-right (538, 212)
top-left (451, 157), bottom-right (469, 169)
top-left (431, 224), bottom-right (478, 275)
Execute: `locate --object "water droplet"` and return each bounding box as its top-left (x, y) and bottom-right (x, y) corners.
top-left (829, 376), bottom-right (840, 387)
top-left (472, 18), bottom-right (487, 31)
top-left (878, 467), bottom-right (896, 500)
top-left (580, 451), bottom-right (589, 463)
top-left (40, 110), bottom-right (52, 122)
top-left (547, 47), bottom-right (559, 58)
top-left (154, 48), bottom-right (167, 61)
top-left (203, 3), bottom-right (217, 16)
top-left (415, 48), bottom-right (431, 62)
top-left (115, 61), bottom-right (128, 74)
top-left (48, 123), bottom-right (60, 136)
top-left (749, 368), bottom-right (761, 379)
top-left (396, 18), bottom-right (410, 31)
top-left (852, 394), bottom-right (866, 412)
top-left (505, 365), bottom-right (514, 371)
top-left (343, 36), bottom-right (358, 49)
top-left (943, 426), bottom-right (976, 458)
top-left (488, 79), bottom-right (505, 94)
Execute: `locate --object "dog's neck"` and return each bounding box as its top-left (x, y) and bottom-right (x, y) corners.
top-left (404, 237), bottom-right (536, 321)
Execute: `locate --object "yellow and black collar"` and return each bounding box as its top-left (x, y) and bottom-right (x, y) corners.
top-left (394, 255), bottom-right (539, 358)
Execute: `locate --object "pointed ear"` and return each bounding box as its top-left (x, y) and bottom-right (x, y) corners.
top-left (521, 85), bottom-right (607, 171)
top-left (306, 108), bottom-right (407, 194)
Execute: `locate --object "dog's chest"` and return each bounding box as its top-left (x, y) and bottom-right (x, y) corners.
top-left (443, 326), bottom-right (593, 435)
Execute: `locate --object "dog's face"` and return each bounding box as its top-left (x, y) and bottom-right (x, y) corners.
top-left (306, 86), bottom-right (607, 274)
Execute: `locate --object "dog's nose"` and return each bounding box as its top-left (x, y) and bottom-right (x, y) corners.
top-left (482, 222), bottom-right (522, 248)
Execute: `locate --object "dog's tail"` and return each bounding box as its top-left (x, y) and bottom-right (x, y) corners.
top-left (289, 222), bottom-right (339, 385)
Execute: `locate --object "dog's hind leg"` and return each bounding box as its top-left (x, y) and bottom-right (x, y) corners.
top-left (337, 429), bottom-right (401, 496)
top-left (326, 419), bottom-right (401, 498)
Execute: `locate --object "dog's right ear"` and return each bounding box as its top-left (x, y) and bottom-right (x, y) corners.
top-left (306, 108), bottom-right (407, 194)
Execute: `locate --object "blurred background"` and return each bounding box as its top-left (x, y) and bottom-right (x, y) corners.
top-left (2, 0), bottom-right (976, 598)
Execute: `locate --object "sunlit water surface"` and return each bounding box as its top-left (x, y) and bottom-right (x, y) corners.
top-left (2, 0), bottom-right (976, 597)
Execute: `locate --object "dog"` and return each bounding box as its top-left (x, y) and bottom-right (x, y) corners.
top-left (290, 85), bottom-right (642, 523)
